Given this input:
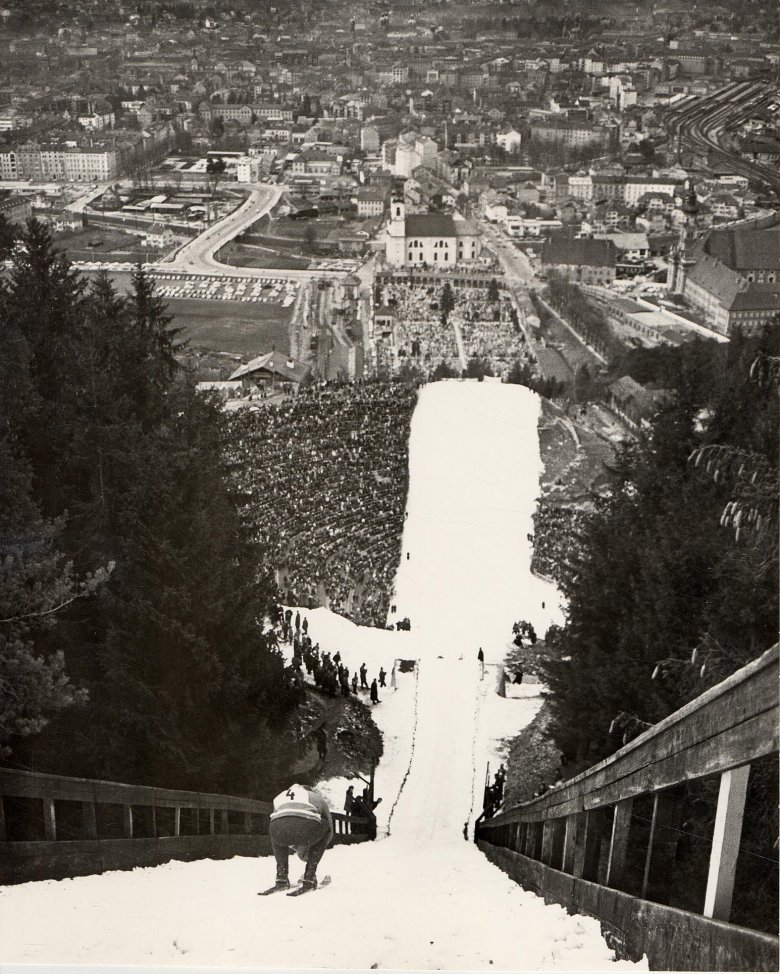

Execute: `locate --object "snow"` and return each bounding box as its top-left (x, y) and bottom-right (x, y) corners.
top-left (0, 381), bottom-right (646, 973)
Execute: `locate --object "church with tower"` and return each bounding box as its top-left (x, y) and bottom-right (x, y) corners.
top-left (385, 196), bottom-right (482, 268)
top-left (667, 182), bottom-right (780, 335)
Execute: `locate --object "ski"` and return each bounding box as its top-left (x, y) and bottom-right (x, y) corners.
top-left (287, 875), bottom-right (331, 897)
top-left (258, 882), bottom-right (296, 896)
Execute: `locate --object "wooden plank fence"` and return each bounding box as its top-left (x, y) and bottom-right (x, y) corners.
top-left (0, 769), bottom-right (371, 884)
top-left (476, 644), bottom-right (779, 971)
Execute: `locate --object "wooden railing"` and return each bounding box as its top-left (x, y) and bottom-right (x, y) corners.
top-left (0, 769), bottom-right (370, 884)
top-left (476, 645), bottom-right (779, 972)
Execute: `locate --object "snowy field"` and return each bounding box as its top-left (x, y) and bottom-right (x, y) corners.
top-left (0, 381), bottom-right (644, 973)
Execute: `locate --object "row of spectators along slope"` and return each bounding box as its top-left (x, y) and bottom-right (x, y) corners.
top-left (228, 382), bottom-right (418, 627)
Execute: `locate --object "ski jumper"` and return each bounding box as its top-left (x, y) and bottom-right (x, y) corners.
top-left (269, 785), bottom-right (333, 885)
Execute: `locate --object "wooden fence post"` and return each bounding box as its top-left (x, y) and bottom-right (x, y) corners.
top-left (605, 798), bottom-right (633, 890)
top-left (571, 810), bottom-right (602, 880)
top-left (174, 807), bottom-right (181, 837)
top-left (150, 805), bottom-right (157, 839)
top-left (122, 804), bottom-right (133, 838)
top-left (562, 814), bottom-right (576, 873)
top-left (208, 808), bottom-right (215, 835)
top-left (641, 787), bottom-right (683, 904)
top-left (549, 817), bottom-right (567, 870)
top-left (541, 819), bottom-right (555, 865)
top-left (0, 796), bottom-right (6, 842)
top-left (703, 765), bottom-right (750, 922)
top-left (43, 798), bottom-right (56, 841)
top-left (220, 809), bottom-right (229, 834)
top-left (523, 821), bottom-right (535, 857)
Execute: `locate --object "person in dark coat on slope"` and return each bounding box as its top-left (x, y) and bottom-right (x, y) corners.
top-left (370, 678), bottom-right (379, 704)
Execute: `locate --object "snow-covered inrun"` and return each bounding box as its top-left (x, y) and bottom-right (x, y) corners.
top-left (0, 381), bottom-right (645, 972)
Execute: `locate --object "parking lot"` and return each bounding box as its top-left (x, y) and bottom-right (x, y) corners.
top-left (149, 273), bottom-right (299, 306)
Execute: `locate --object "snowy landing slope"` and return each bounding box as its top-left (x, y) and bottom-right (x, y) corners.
top-left (0, 382), bottom-right (643, 972)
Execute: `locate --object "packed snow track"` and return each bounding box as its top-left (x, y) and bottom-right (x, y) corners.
top-left (0, 381), bottom-right (644, 972)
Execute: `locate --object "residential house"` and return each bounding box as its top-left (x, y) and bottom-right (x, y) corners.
top-left (541, 237), bottom-right (617, 284)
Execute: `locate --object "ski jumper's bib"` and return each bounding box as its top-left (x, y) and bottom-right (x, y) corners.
top-left (270, 785), bottom-right (322, 824)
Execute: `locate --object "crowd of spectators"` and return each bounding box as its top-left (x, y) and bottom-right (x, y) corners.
top-left (374, 280), bottom-right (533, 381)
top-left (530, 501), bottom-right (591, 585)
top-left (228, 381), bottom-right (418, 627)
top-left (455, 291), bottom-right (530, 379)
top-left (278, 609), bottom-right (392, 705)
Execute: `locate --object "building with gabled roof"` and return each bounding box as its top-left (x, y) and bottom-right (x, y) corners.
top-left (541, 237), bottom-right (617, 284)
top-left (230, 351), bottom-right (311, 393)
top-left (608, 375), bottom-right (671, 429)
top-left (385, 198), bottom-right (481, 268)
top-left (683, 257), bottom-right (780, 335)
top-left (675, 222), bottom-right (780, 334)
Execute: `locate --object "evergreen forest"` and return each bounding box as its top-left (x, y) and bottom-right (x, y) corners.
top-left (0, 220), bottom-right (304, 798)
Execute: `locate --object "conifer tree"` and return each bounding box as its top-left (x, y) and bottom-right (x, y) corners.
top-left (0, 433), bottom-right (105, 755)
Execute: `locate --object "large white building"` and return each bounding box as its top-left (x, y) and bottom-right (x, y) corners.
top-left (385, 198), bottom-right (481, 268)
top-left (383, 132), bottom-right (440, 178)
top-left (0, 145), bottom-right (120, 181)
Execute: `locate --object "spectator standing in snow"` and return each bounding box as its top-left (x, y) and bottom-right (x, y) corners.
top-left (477, 647), bottom-right (485, 680)
top-left (513, 668), bottom-right (523, 685)
top-left (315, 726), bottom-right (327, 761)
top-left (494, 765), bottom-right (506, 802)
top-left (267, 784), bottom-right (333, 892)
top-left (370, 678), bottom-right (379, 704)
top-left (351, 673), bottom-right (358, 694)
top-left (344, 785), bottom-right (354, 816)
top-left (378, 666), bottom-right (386, 688)
top-left (360, 662), bottom-right (368, 688)
top-left (295, 611), bottom-right (301, 632)
top-left (354, 788), bottom-right (382, 839)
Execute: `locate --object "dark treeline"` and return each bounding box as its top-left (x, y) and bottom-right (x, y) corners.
top-left (544, 273), bottom-right (627, 363)
top-left (0, 220), bottom-right (304, 798)
top-left (543, 323), bottom-right (778, 762)
top-left (539, 323), bottom-right (778, 927)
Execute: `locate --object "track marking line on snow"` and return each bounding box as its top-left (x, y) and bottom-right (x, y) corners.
top-left (467, 670), bottom-right (487, 839)
top-left (386, 660), bottom-right (421, 838)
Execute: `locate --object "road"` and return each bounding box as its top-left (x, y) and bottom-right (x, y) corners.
top-left (479, 219), bottom-right (540, 350)
top-left (65, 182), bottom-right (114, 214)
top-left (70, 179), bottom-right (353, 283)
top-left (665, 80), bottom-right (780, 194)
top-left (479, 220), bottom-right (536, 287)
top-left (162, 181), bottom-right (351, 281)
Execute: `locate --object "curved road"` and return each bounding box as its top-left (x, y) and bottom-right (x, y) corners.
top-left (162, 181), bottom-right (349, 281)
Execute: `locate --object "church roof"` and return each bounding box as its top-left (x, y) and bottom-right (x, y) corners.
top-left (542, 237), bottom-right (616, 268)
top-left (404, 213), bottom-right (458, 237)
top-left (687, 256), bottom-right (780, 311)
top-left (703, 226), bottom-right (780, 273)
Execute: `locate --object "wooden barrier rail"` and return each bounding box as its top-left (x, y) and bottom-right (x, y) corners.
top-left (0, 768), bottom-right (370, 884)
top-left (476, 645), bottom-right (779, 971)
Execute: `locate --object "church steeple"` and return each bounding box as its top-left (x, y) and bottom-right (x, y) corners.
top-left (668, 180), bottom-right (698, 295)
